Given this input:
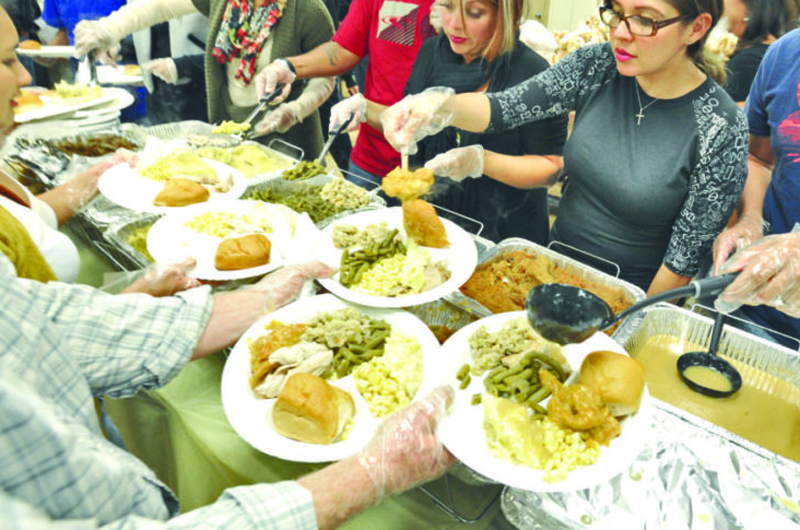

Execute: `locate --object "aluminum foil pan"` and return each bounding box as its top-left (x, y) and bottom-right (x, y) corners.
top-left (446, 237), bottom-right (646, 322)
top-left (81, 194), bottom-right (132, 227)
top-left (244, 174), bottom-right (387, 227)
top-left (102, 212), bottom-right (160, 270)
top-left (502, 304), bottom-right (800, 529)
top-left (146, 120), bottom-right (215, 140)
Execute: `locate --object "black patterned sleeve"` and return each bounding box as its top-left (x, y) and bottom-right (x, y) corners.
top-left (663, 89), bottom-right (749, 277)
top-left (485, 43), bottom-right (616, 133)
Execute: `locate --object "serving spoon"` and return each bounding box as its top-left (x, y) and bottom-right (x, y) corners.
top-left (676, 311), bottom-right (742, 398)
top-left (525, 273), bottom-right (738, 346)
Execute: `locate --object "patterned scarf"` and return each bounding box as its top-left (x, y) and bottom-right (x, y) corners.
top-left (212, 0), bottom-right (287, 86)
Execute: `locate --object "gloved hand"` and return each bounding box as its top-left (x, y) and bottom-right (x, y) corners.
top-left (246, 261), bottom-right (336, 312)
top-left (254, 58), bottom-right (296, 104)
top-left (425, 145), bottom-right (484, 181)
top-left (357, 386), bottom-right (456, 498)
top-left (330, 93), bottom-right (366, 133)
top-left (381, 87), bottom-right (456, 156)
top-left (712, 213), bottom-right (764, 275)
top-left (142, 58), bottom-right (178, 84)
top-left (74, 20), bottom-right (120, 58)
top-left (715, 232), bottom-right (800, 317)
top-left (253, 101), bottom-right (302, 136)
top-left (121, 258), bottom-right (201, 297)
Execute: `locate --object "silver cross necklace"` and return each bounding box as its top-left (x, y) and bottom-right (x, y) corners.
top-left (635, 82), bottom-right (659, 125)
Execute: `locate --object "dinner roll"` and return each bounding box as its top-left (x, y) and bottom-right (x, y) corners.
top-left (578, 351), bottom-right (645, 417)
top-left (13, 90), bottom-right (45, 115)
top-left (214, 233), bottom-right (271, 271)
top-left (272, 373), bottom-right (355, 445)
top-left (19, 40), bottom-right (42, 50)
top-left (153, 177), bottom-right (210, 207)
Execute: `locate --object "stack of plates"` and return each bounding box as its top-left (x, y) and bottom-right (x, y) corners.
top-left (65, 109), bottom-right (122, 133)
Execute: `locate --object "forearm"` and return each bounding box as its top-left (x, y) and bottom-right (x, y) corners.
top-left (365, 100), bottom-right (388, 130)
top-left (37, 167), bottom-right (102, 225)
top-left (294, 77), bottom-right (336, 120)
top-left (736, 155), bottom-right (771, 223)
top-left (289, 42), bottom-right (361, 80)
top-left (448, 93), bottom-right (491, 132)
top-left (646, 264), bottom-right (691, 298)
top-left (483, 152), bottom-right (562, 188)
top-left (101, 0), bottom-right (197, 41)
top-left (49, 30), bottom-right (69, 46)
top-left (298, 456), bottom-right (380, 530)
top-left (192, 290), bottom-right (269, 360)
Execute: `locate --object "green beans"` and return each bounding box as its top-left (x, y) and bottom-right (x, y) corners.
top-left (282, 160), bottom-right (327, 180)
top-left (331, 319), bottom-right (391, 378)
top-left (244, 184), bottom-right (344, 223)
top-left (482, 350), bottom-right (567, 411)
top-left (339, 230), bottom-right (406, 287)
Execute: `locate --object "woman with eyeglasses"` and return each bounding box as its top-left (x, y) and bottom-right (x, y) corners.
top-left (381, 0), bottom-right (749, 297)
top-left (722, 0), bottom-right (798, 104)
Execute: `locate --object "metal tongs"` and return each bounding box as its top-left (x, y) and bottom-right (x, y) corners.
top-left (316, 113), bottom-right (357, 164)
top-left (241, 83), bottom-right (286, 137)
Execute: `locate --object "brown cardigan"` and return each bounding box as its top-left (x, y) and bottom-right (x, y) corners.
top-left (191, 0), bottom-right (334, 159)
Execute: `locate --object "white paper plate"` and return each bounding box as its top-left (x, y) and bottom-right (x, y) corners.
top-left (70, 87), bottom-right (135, 117)
top-left (16, 45), bottom-right (77, 58)
top-left (146, 200), bottom-right (318, 280)
top-left (97, 158), bottom-right (247, 214)
top-left (317, 207), bottom-right (477, 308)
top-left (221, 294), bottom-right (442, 462)
top-left (97, 64), bottom-right (143, 85)
top-left (438, 311), bottom-right (650, 492)
top-left (14, 87), bottom-right (119, 123)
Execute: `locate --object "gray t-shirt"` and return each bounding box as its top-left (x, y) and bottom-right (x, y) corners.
top-left (486, 43), bottom-right (748, 290)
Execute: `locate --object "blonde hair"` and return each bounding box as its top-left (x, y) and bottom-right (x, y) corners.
top-left (453, 0), bottom-right (524, 61)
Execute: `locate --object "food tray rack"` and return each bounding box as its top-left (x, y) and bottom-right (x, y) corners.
top-left (445, 237), bottom-right (647, 322)
top-left (501, 303), bottom-right (800, 529)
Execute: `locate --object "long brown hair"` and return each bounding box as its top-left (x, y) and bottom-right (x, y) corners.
top-left (668, 0), bottom-right (727, 83)
top-left (453, 0), bottom-right (524, 61)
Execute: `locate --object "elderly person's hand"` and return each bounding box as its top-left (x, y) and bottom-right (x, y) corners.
top-left (122, 258), bottom-right (201, 296)
top-left (425, 145), bottom-right (484, 181)
top-left (380, 87), bottom-right (456, 156)
top-left (712, 213), bottom-right (765, 275)
top-left (253, 101), bottom-right (302, 136)
top-left (254, 58), bottom-right (296, 103)
top-left (715, 232), bottom-right (800, 317)
top-left (329, 93), bottom-right (366, 133)
top-left (357, 386), bottom-right (456, 498)
top-left (246, 261), bottom-right (336, 312)
top-left (74, 20), bottom-right (120, 61)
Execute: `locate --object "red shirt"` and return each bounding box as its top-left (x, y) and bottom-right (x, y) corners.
top-left (333, 0), bottom-right (435, 176)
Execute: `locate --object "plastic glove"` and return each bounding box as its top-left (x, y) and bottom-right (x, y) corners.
top-left (121, 258), bottom-right (201, 297)
top-left (253, 101), bottom-right (302, 136)
top-left (715, 232), bottom-right (800, 317)
top-left (357, 386), bottom-right (456, 498)
top-left (429, 0), bottom-right (444, 33)
top-left (712, 213), bottom-right (765, 275)
top-left (74, 20), bottom-right (119, 57)
top-left (246, 261), bottom-right (336, 312)
top-left (330, 93), bottom-right (366, 133)
top-left (425, 145), bottom-right (484, 181)
top-left (381, 87), bottom-right (456, 156)
top-left (142, 58), bottom-right (178, 84)
top-left (254, 58), bottom-right (296, 104)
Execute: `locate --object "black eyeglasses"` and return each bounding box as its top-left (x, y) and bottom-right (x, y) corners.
top-left (599, 5), bottom-right (690, 36)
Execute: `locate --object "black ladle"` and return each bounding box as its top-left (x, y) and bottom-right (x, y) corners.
top-left (676, 312), bottom-right (742, 398)
top-left (525, 273), bottom-right (738, 346)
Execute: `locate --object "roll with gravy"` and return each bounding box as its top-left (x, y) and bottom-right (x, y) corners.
top-left (578, 351), bottom-right (646, 417)
top-left (272, 373), bottom-right (355, 445)
top-left (214, 233), bottom-right (271, 271)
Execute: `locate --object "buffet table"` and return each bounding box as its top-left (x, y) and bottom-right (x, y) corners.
top-left (13, 120), bottom-right (799, 530)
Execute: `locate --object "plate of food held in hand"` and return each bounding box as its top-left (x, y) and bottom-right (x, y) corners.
top-left (317, 203), bottom-right (477, 308)
top-left (146, 200), bottom-right (318, 280)
top-left (221, 293), bottom-right (441, 462)
top-left (13, 82), bottom-right (118, 123)
top-left (98, 149), bottom-right (247, 214)
top-left (438, 311), bottom-right (649, 492)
